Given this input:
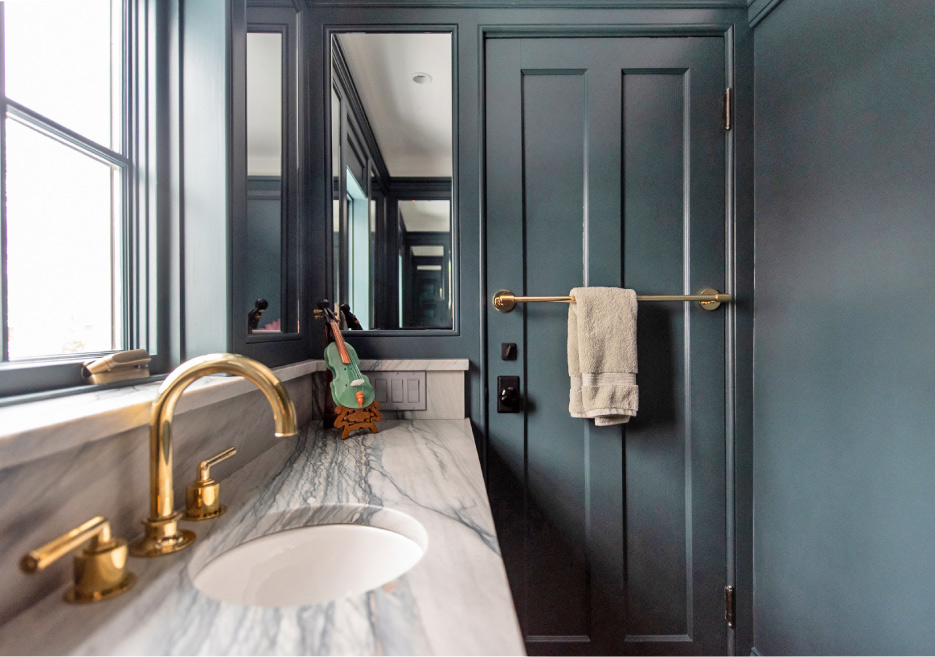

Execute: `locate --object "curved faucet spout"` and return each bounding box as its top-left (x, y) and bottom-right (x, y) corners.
top-left (130, 353), bottom-right (298, 558)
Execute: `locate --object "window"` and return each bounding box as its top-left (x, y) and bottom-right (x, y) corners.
top-left (0, 0), bottom-right (155, 396)
top-left (346, 168), bottom-right (370, 330)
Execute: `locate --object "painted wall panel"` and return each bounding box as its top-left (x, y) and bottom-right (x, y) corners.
top-left (522, 71), bottom-right (591, 637)
top-left (753, 1), bottom-right (935, 653)
top-left (181, 0), bottom-right (230, 359)
top-left (622, 70), bottom-right (688, 636)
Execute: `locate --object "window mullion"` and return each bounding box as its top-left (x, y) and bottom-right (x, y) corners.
top-left (0, 4), bottom-right (8, 363)
top-left (5, 99), bottom-right (128, 170)
top-left (122, 0), bottom-right (135, 351)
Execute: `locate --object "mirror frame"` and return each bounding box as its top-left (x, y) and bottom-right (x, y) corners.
top-left (325, 26), bottom-right (459, 337)
top-left (230, 1), bottom-right (308, 365)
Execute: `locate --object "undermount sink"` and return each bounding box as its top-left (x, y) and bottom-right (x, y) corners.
top-left (192, 523), bottom-right (426, 607)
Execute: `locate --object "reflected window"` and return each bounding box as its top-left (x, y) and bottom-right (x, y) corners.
top-left (346, 169), bottom-right (370, 329)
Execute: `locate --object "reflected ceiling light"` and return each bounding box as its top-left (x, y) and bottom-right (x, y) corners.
top-left (412, 72), bottom-right (433, 84)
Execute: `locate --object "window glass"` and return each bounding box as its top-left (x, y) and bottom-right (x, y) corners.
top-left (5, 119), bottom-right (123, 360)
top-left (1, 0), bottom-right (128, 371)
top-left (4, 0), bottom-right (120, 150)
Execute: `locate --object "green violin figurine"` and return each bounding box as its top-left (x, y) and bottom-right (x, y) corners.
top-left (319, 301), bottom-right (375, 408)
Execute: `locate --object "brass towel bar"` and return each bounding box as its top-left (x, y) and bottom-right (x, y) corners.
top-left (492, 287), bottom-right (731, 313)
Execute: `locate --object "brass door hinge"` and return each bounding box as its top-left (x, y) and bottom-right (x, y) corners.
top-left (725, 585), bottom-right (736, 628)
top-left (724, 88), bottom-right (732, 131)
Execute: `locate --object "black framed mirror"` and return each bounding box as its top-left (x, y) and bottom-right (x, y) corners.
top-left (329, 31), bottom-right (455, 332)
top-left (231, 1), bottom-right (306, 364)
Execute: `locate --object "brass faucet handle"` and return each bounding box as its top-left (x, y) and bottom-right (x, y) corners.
top-left (197, 446), bottom-right (237, 481)
top-left (20, 516), bottom-right (136, 604)
top-left (185, 447), bottom-right (237, 521)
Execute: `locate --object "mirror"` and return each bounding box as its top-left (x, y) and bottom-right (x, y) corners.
top-left (239, 11), bottom-right (299, 340)
top-left (245, 31), bottom-right (284, 333)
top-left (330, 32), bottom-right (454, 330)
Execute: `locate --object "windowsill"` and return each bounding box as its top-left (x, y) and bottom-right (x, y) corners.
top-left (0, 357), bottom-right (469, 471)
top-left (0, 359), bottom-right (326, 470)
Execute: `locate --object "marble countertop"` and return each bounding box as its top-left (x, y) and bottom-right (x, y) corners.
top-left (355, 359), bottom-right (469, 371)
top-left (0, 420), bottom-right (524, 655)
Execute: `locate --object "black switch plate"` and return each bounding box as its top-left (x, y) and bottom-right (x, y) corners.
top-left (497, 375), bottom-right (521, 413)
top-left (501, 342), bottom-right (517, 360)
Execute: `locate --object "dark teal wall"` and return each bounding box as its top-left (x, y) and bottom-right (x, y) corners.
top-left (306, 5), bottom-right (756, 508)
top-left (753, 1), bottom-right (935, 653)
top-left (181, 0), bottom-right (231, 362)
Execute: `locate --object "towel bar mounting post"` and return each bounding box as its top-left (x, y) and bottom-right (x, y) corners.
top-left (492, 288), bottom-right (731, 313)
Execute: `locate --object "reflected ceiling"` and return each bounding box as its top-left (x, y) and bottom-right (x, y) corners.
top-left (337, 33), bottom-right (452, 177)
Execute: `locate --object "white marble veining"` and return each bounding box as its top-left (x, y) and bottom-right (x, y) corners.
top-left (0, 374), bottom-right (320, 627)
top-left (0, 360), bottom-right (326, 470)
top-left (357, 359), bottom-right (469, 372)
top-left (0, 420), bottom-right (524, 656)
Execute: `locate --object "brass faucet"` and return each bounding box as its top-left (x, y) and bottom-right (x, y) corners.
top-left (129, 353), bottom-right (298, 558)
top-left (21, 516), bottom-right (136, 603)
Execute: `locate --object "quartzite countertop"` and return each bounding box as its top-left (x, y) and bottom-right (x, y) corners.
top-left (0, 420), bottom-right (525, 655)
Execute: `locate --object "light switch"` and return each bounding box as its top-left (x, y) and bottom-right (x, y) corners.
top-left (368, 371), bottom-right (427, 410)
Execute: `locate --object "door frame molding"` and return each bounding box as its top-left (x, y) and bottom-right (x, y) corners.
top-left (478, 22), bottom-right (744, 653)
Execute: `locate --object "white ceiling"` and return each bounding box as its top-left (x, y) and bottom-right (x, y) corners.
top-left (337, 33), bottom-right (452, 178)
top-left (398, 200), bottom-right (450, 232)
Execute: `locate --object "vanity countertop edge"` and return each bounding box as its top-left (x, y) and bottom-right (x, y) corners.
top-left (0, 418), bottom-right (524, 656)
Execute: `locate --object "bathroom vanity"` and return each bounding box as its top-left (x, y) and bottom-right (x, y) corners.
top-left (0, 361), bottom-right (522, 655)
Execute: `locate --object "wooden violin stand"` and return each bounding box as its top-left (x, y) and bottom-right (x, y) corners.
top-left (334, 400), bottom-right (383, 440)
top-left (315, 302), bottom-right (383, 440)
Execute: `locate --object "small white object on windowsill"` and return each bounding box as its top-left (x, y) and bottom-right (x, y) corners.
top-left (82, 349), bottom-right (151, 385)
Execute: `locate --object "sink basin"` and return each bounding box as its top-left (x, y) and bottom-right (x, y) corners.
top-left (192, 523), bottom-right (425, 607)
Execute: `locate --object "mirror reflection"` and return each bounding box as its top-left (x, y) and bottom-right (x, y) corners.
top-left (245, 30), bottom-right (285, 334)
top-left (331, 32), bottom-right (453, 330)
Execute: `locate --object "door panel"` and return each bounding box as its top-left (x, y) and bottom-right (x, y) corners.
top-left (485, 37), bottom-right (726, 655)
top-left (523, 71), bottom-right (589, 639)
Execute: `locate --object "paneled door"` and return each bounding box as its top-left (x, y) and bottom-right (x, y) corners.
top-left (485, 37), bottom-right (728, 655)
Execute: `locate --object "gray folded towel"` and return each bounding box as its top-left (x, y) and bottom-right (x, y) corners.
top-left (568, 287), bottom-right (638, 425)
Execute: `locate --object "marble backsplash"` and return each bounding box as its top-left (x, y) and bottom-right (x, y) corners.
top-left (0, 373), bottom-right (325, 627)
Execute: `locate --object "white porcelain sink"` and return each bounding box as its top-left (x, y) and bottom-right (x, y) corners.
top-left (192, 524), bottom-right (426, 607)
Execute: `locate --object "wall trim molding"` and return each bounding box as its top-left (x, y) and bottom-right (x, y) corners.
top-left (251, 0), bottom-right (304, 10)
top-left (387, 177), bottom-right (452, 197)
top-left (483, 23), bottom-right (734, 38)
top-left (309, 0), bottom-right (747, 8)
top-left (747, 0), bottom-right (785, 28)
